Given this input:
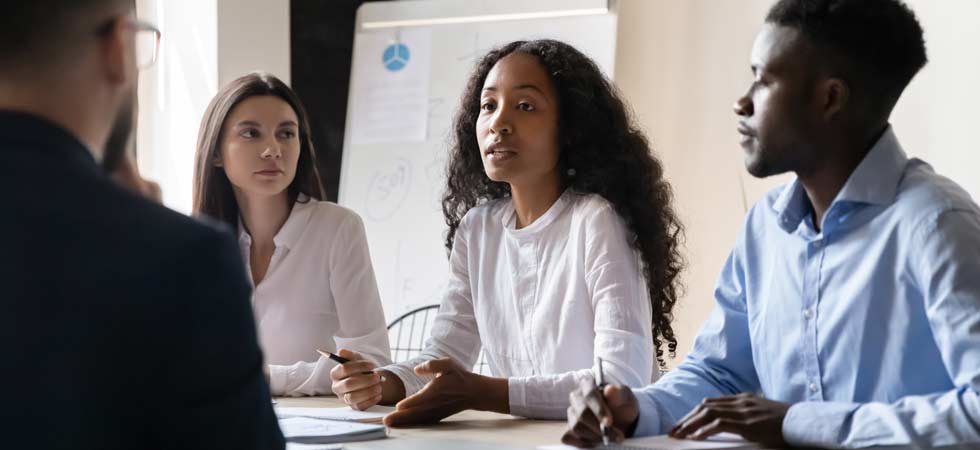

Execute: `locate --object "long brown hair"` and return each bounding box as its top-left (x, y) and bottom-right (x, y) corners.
top-left (192, 72), bottom-right (325, 226)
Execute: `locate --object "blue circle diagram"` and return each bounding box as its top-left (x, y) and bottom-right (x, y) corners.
top-left (382, 43), bottom-right (410, 72)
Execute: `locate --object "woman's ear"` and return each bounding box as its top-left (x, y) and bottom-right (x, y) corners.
top-left (212, 153), bottom-right (224, 168)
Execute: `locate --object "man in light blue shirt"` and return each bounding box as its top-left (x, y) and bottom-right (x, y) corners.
top-left (562, 0), bottom-right (980, 448)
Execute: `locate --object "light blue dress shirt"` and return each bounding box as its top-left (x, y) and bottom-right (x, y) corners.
top-left (633, 127), bottom-right (980, 448)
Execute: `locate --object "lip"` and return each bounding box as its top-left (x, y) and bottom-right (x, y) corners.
top-left (737, 122), bottom-right (756, 138)
top-left (254, 169), bottom-right (284, 176)
top-left (485, 142), bottom-right (518, 156)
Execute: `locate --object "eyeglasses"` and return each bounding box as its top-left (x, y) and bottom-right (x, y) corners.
top-left (96, 18), bottom-right (162, 70)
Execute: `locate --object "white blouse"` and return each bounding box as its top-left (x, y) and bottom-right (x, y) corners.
top-left (380, 190), bottom-right (657, 419)
top-left (239, 198), bottom-right (392, 396)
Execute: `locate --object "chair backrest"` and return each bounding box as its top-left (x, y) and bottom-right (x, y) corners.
top-left (386, 305), bottom-right (440, 364)
top-left (386, 304), bottom-right (490, 375)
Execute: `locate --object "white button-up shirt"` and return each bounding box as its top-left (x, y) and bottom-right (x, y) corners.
top-left (239, 198), bottom-right (391, 396)
top-left (381, 190), bottom-right (657, 418)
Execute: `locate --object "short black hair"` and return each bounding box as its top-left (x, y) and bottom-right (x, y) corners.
top-left (766, 0), bottom-right (927, 114)
top-left (0, 0), bottom-right (131, 72)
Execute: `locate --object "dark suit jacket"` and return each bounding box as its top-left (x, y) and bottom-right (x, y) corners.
top-left (0, 111), bottom-right (284, 449)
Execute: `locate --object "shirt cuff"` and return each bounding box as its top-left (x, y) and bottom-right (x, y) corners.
top-left (508, 377), bottom-right (531, 417)
top-left (269, 364), bottom-right (290, 396)
top-left (379, 363), bottom-right (428, 398)
top-left (783, 401), bottom-right (859, 448)
top-left (631, 387), bottom-right (663, 437)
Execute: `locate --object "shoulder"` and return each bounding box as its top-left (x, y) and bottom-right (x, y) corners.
top-left (304, 199), bottom-right (366, 229)
top-left (894, 159), bottom-right (980, 228)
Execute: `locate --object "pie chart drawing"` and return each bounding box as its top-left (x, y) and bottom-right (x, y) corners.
top-left (383, 43), bottom-right (410, 72)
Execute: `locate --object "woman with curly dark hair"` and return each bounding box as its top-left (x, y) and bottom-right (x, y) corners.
top-left (331, 40), bottom-right (684, 426)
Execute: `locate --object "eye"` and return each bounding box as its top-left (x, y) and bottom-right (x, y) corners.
top-left (518, 101), bottom-right (535, 112)
top-left (240, 128), bottom-right (259, 139)
top-left (278, 129), bottom-right (297, 139)
top-left (480, 101), bottom-right (496, 112)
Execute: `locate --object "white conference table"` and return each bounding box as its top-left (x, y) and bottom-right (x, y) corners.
top-left (276, 395), bottom-right (568, 449)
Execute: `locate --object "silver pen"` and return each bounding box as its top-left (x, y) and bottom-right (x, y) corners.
top-left (597, 357), bottom-right (610, 446)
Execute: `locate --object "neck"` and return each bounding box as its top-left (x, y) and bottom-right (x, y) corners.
top-left (797, 124), bottom-right (887, 231)
top-left (0, 80), bottom-right (107, 160)
top-left (509, 172), bottom-right (563, 229)
top-left (236, 190), bottom-right (293, 248)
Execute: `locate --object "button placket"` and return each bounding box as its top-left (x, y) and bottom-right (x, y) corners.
top-left (801, 237), bottom-right (825, 401)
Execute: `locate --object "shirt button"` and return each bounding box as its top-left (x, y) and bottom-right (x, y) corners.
top-left (803, 309), bottom-right (814, 320)
top-left (812, 240), bottom-right (822, 249)
top-left (808, 382), bottom-right (819, 393)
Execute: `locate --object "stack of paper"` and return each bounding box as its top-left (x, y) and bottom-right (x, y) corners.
top-left (279, 417), bottom-right (387, 445)
top-left (275, 405), bottom-right (394, 424)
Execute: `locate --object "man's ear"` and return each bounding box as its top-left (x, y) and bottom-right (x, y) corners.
top-left (99, 16), bottom-right (132, 86)
top-left (819, 77), bottom-right (850, 121)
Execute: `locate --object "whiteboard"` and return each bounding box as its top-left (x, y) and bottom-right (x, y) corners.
top-left (338, 0), bottom-right (618, 324)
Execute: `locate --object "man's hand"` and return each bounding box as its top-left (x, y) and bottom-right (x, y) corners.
top-left (669, 393), bottom-right (791, 448)
top-left (561, 379), bottom-right (640, 448)
top-left (383, 357), bottom-right (507, 427)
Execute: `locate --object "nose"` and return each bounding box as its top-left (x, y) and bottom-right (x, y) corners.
top-left (489, 108), bottom-right (513, 136)
top-left (260, 143), bottom-right (282, 160)
top-left (734, 92), bottom-right (753, 117)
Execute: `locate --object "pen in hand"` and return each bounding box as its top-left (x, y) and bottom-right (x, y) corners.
top-left (597, 357), bottom-right (611, 446)
top-left (318, 349), bottom-right (386, 381)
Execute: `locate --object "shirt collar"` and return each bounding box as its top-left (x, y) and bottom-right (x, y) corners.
top-left (238, 194), bottom-right (316, 250)
top-left (772, 126), bottom-right (908, 233)
top-left (0, 110), bottom-right (98, 174)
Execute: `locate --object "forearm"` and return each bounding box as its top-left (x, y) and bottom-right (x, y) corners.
top-left (783, 388), bottom-right (980, 448)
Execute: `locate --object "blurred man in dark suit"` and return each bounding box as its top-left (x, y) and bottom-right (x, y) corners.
top-left (0, 1), bottom-right (284, 448)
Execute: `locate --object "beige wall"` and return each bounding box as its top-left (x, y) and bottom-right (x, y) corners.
top-left (217, 0), bottom-right (291, 86)
top-left (613, 0), bottom-right (980, 367)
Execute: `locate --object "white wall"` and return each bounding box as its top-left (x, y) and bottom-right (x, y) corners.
top-left (217, 0), bottom-right (291, 86)
top-left (614, 0), bottom-right (980, 366)
top-left (136, 0), bottom-right (291, 214)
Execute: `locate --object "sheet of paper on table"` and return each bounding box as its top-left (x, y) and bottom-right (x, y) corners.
top-left (539, 432), bottom-right (759, 450)
top-left (276, 405), bottom-right (396, 424)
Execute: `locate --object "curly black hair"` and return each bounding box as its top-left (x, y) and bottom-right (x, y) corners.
top-left (766, 0), bottom-right (927, 115)
top-left (441, 39), bottom-right (684, 367)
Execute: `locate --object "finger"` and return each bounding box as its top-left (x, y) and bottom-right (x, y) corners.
top-left (702, 393), bottom-right (753, 404)
top-left (582, 391), bottom-right (613, 427)
top-left (561, 429), bottom-right (600, 449)
top-left (340, 383), bottom-right (383, 408)
top-left (691, 418), bottom-right (745, 441)
top-left (384, 402), bottom-right (453, 427)
top-left (335, 361), bottom-right (379, 379)
top-left (394, 381), bottom-right (441, 410)
top-left (564, 406), bottom-right (603, 447)
top-left (334, 372), bottom-right (382, 394)
top-left (414, 357), bottom-right (461, 376)
top-left (353, 391), bottom-right (384, 411)
top-left (569, 394), bottom-right (603, 438)
top-left (671, 405), bottom-right (744, 439)
top-left (337, 348), bottom-right (363, 361)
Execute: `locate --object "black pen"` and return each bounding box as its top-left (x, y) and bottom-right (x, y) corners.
top-left (318, 349), bottom-right (385, 381)
top-left (318, 349), bottom-right (351, 364)
top-left (597, 357), bottom-right (610, 446)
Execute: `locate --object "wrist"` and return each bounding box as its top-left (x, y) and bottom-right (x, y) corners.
top-left (378, 370), bottom-right (406, 405)
top-left (473, 375), bottom-right (510, 414)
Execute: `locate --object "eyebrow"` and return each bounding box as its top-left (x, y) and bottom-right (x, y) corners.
top-left (234, 120), bottom-right (299, 128)
top-left (482, 84), bottom-right (547, 96)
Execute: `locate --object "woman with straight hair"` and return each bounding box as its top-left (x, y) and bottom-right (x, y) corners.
top-left (331, 40), bottom-right (685, 426)
top-left (193, 72), bottom-right (391, 397)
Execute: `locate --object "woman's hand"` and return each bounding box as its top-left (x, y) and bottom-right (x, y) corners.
top-left (330, 349), bottom-right (387, 410)
top-left (383, 357), bottom-right (508, 427)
